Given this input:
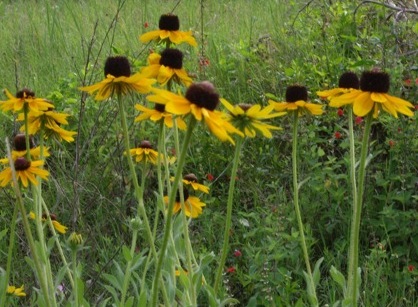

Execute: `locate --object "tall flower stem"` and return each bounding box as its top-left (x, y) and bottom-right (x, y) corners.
top-left (291, 112), bottom-right (317, 306)
top-left (348, 107), bottom-right (358, 212)
top-left (116, 95), bottom-right (166, 305)
top-left (151, 116), bottom-right (197, 307)
top-left (214, 137), bottom-right (244, 295)
top-left (346, 113), bottom-right (373, 306)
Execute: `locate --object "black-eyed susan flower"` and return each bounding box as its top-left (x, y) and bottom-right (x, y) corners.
top-left (269, 85), bottom-right (324, 116)
top-left (147, 82), bottom-right (243, 143)
top-left (317, 71), bottom-right (360, 100)
top-left (129, 140), bottom-right (163, 165)
top-left (327, 70), bottom-right (414, 118)
top-left (0, 157), bottom-right (49, 188)
top-left (140, 13), bottom-right (197, 47)
top-left (182, 173), bottom-right (209, 193)
top-left (19, 110), bottom-right (77, 142)
top-left (29, 212), bottom-right (68, 234)
top-left (0, 88), bottom-right (54, 113)
top-left (79, 56), bottom-right (155, 101)
top-left (0, 134), bottom-right (50, 164)
top-left (135, 103), bottom-right (187, 130)
top-left (164, 188), bottom-right (206, 218)
top-left (6, 285), bottom-right (26, 297)
top-left (141, 49), bottom-right (193, 86)
top-left (221, 99), bottom-right (285, 138)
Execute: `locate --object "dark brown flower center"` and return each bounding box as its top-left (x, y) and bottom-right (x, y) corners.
top-left (159, 14), bottom-right (180, 31)
top-left (285, 85), bottom-right (308, 102)
top-left (184, 173), bottom-right (198, 182)
top-left (338, 71), bottom-right (359, 89)
top-left (139, 140), bottom-right (152, 149)
top-left (155, 103), bottom-right (166, 112)
top-left (185, 81), bottom-right (219, 111)
top-left (14, 134), bottom-right (36, 151)
top-left (42, 213), bottom-right (57, 221)
top-left (360, 70), bottom-right (390, 93)
top-left (237, 103), bottom-right (252, 112)
top-left (176, 188), bottom-right (189, 202)
top-left (104, 56), bottom-right (131, 77)
top-left (14, 157), bottom-right (31, 171)
top-left (16, 88), bottom-right (35, 99)
top-left (160, 48), bottom-right (183, 69)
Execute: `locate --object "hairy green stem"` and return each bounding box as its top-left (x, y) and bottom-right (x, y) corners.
top-left (347, 113), bottom-right (373, 306)
top-left (214, 137), bottom-right (244, 295)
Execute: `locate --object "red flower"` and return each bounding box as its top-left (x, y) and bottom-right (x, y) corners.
top-left (404, 79), bottom-right (412, 86)
top-left (388, 140), bottom-right (395, 147)
top-left (233, 249), bottom-right (242, 257)
top-left (144, 22), bottom-right (149, 28)
top-left (408, 264), bottom-right (415, 272)
top-left (415, 105), bottom-right (418, 111)
top-left (337, 108), bottom-right (344, 117)
top-left (207, 173), bottom-right (214, 181)
top-left (226, 266), bottom-right (236, 273)
top-left (334, 131), bottom-right (342, 139)
top-left (355, 116), bottom-right (363, 125)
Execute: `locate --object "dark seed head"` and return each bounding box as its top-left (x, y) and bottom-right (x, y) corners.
top-left (338, 71), bottom-right (359, 89)
top-left (14, 134), bottom-right (36, 151)
top-left (42, 213), bottom-right (57, 221)
top-left (155, 103), bottom-right (166, 112)
top-left (16, 88), bottom-right (35, 99)
top-left (14, 157), bottom-right (31, 171)
top-left (185, 81), bottom-right (219, 111)
top-left (285, 85), bottom-right (308, 102)
top-left (360, 70), bottom-right (390, 93)
top-left (139, 140), bottom-right (153, 149)
top-left (176, 187), bottom-right (189, 202)
top-left (104, 56), bottom-right (131, 77)
top-left (159, 14), bottom-right (180, 31)
top-left (160, 49), bottom-right (183, 69)
top-left (238, 103), bottom-right (253, 112)
top-left (184, 173), bottom-right (198, 182)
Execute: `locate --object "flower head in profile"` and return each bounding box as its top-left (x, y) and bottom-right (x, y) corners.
top-left (0, 88), bottom-right (54, 113)
top-left (7, 285), bottom-right (26, 297)
top-left (29, 211), bottom-right (68, 234)
top-left (269, 85), bottom-right (324, 116)
top-left (140, 13), bottom-right (197, 47)
top-left (182, 173), bottom-right (210, 193)
top-left (0, 134), bottom-right (50, 164)
top-left (317, 71), bottom-right (360, 100)
top-left (135, 103), bottom-right (187, 130)
top-left (164, 188), bottom-right (206, 218)
top-left (79, 56), bottom-right (155, 101)
top-left (221, 99), bottom-right (285, 138)
top-left (326, 70), bottom-right (414, 118)
top-left (129, 140), bottom-right (163, 165)
top-left (141, 49), bottom-right (193, 86)
top-left (18, 109), bottom-right (77, 142)
top-left (0, 157), bottom-right (49, 188)
top-left (147, 82), bottom-right (243, 144)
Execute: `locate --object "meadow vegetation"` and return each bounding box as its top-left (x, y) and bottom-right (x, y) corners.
top-left (0, 0), bottom-right (417, 306)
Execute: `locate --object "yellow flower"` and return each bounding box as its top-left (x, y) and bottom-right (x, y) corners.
top-left (0, 88), bottom-right (54, 113)
top-left (221, 99), bottom-right (285, 138)
top-left (0, 157), bottom-right (49, 187)
top-left (7, 285), bottom-right (26, 297)
top-left (164, 189), bottom-right (206, 218)
top-left (18, 110), bottom-right (77, 142)
top-left (270, 85), bottom-right (323, 116)
top-left (141, 50), bottom-right (193, 87)
top-left (129, 140), bottom-right (163, 165)
top-left (135, 103), bottom-right (187, 130)
top-left (181, 173), bottom-right (210, 193)
top-left (79, 56), bottom-right (155, 101)
top-left (29, 211), bottom-right (68, 234)
top-left (327, 70), bottom-right (414, 118)
top-left (147, 82), bottom-right (243, 144)
top-left (140, 13), bottom-right (197, 47)
top-left (316, 71), bottom-right (360, 100)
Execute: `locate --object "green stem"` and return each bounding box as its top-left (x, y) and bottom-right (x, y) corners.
top-left (291, 112), bottom-right (317, 306)
top-left (151, 116), bottom-right (196, 307)
top-left (348, 107), bottom-right (358, 215)
top-left (213, 137), bottom-right (243, 294)
top-left (72, 250), bottom-right (79, 307)
top-left (347, 113), bottom-right (373, 306)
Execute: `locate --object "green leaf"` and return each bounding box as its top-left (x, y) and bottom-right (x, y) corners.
top-left (313, 257), bottom-right (324, 287)
top-left (138, 289), bottom-right (147, 307)
top-left (125, 296), bottom-right (134, 307)
top-left (330, 266), bottom-right (346, 292)
top-left (0, 228), bottom-right (8, 242)
top-left (122, 245), bottom-right (133, 262)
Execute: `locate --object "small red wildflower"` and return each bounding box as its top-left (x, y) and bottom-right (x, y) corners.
top-left (207, 173), bottom-right (214, 181)
top-left (408, 265), bottom-right (415, 272)
top-left (416, 78), bottom-right (418, 85)
top-left (355, 116), bottom-right (363, 125)
top-left (388, 140), bottom-right (395, 147)
top-left (415, 105), bottom-right (418, 111)
top-left (226, 266), bottom-right (236, 273)
top-left (404, 79), bottom-right (412, 87)
top-left (233, 249), bottom-right (242, 257)
top-left (199, 57), bottom-right (210, 67)
top-left (334, 131), bottom-right (342, 139)
top-left (144, 22), bottom-right (149, 28)
top-left (337, 108), bottom-right (344, 117)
